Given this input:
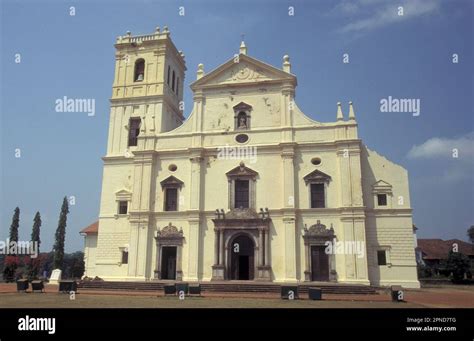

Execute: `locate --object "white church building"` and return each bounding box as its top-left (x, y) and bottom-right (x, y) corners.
top-left (80, 27), bottom-right (420, 288)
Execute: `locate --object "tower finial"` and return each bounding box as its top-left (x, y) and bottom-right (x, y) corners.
top-left (337, 102), bottom-right (344, 121)
top-left (283, 55), bottom-right (291, 73)
top-left (239, 38), bottom-right (247, 55)
top-left (197, 63), bottom-right (205, 80)
top-left (348, 101), bottom-right (356, 120)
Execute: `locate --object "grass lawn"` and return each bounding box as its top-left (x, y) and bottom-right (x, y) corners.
top-left (0, 293), bottom-right (423, 308)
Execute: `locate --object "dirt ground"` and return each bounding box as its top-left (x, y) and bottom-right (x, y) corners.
top-left (0, 283), bottom-right (472, 308)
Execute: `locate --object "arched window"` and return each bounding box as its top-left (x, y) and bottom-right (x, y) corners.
top-left (172, 70), bottom-right (176, 92)
top-left (176, 77), bottom-right (180, 96)
top-left (167, 65), bottom-right (170, 85)
top-left (134, 59), bottom-right (145, 82)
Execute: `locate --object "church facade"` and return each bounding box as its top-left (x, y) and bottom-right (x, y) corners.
top-left (81, 27), bottom-right (420, 288)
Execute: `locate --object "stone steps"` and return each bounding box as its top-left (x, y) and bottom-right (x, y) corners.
top-left (78, 281), bottom-right (377, 295)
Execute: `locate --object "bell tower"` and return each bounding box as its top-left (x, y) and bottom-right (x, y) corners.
top-left (106, 26), bottom-right (186, 157)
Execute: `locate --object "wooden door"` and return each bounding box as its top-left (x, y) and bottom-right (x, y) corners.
top-left (311, 245), bottom-right (329, 281)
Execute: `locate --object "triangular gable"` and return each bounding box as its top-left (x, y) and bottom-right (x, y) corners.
top-left (191, 54), bottom-right (296, 89)
top-left (372, 180), bottom-right (392, 194)
top-left (115, 188), bottom-right (132, 200)
top-left (226, 162), bottom-right (259, 178)
top-left (233, 101), bottom-right (253, 111)
top-left (160, 175), bottom-right (184, 189)
top-left (373, 180), bottom-right (392, 187)
top-left (303, 169), bottom-right (332, 184)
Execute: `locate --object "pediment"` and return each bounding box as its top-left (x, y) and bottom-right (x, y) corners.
top-left (226, 162), bottom-right (259, 178)
top-left (372, 180), bottom-right (392, 193)
top-left (156, 222), bottom-right (184, 241)
top-left (160, 175), bottom-right (184, 189)
top-left (115, 188), bottom-right (132, 199)
top-left (115, 188), bottom-right (132, 195)
top-left (372, 180), bottom-right (392, 189)
top-left (304, 220), bottom-right (335, 239)
top-left (303, 169), bottom-right (332, 184)
top-left (191, 54), bottom-right (296, 89)
top-left (233, 101), bottom-right (252, 112)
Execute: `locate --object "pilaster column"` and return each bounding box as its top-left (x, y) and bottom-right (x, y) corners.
top-left (281, 84), bottom-right (295, 142)
top-left (264, 229), bottom-right (270, 266)
top-left (186, 217), bottom-right (200, 281)
top-left (211, 227), bottom-right (225, 281)
top-left (192, 91), bottom-right (204, 147)
top-left (214, 229), bottom-right (220, 265)
top-left (219, 229), bottom-right (225, 266)
top-left (329, 252), bottom-right (337, 282)
top-left (349, 150), bottom-right (363, 206)
top-left (176, 245), bottom-right (183, 281)
top-left (304, 243), bottom-right (310, 279)
top-left (185, 151), bottom-right (203, 281)
top-left (154, 241), bottom-right (161, 279)
top-left (258, 229), bottom-right (264, 266)
top-left (128, 222), bottom-right (139, 277)
top-left (188, 150), bottom-right (203, 211)
top-left (128, 216), bottom-right (151, 279)
top-left (283, 216), bottom-right (297, 282)
top-left (281, 143), bottom-right (296, 209)
top-left (353, 218), bottom-right (368, 281)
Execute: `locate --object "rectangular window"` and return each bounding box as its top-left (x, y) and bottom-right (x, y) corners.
top-left (377, 194), bottom-right (387, 206)
top-left (165, 188), bottom-right (178, 211)
top-left (172, 71), bottom-right (176, 92)
top-left (128, 117), bottom-right (141, 147)
top-left (234, 180), bottom-right (249, 208)
top-left (121, 250), bottom-right (129, 264)
top-left (310, 183), bottom-right (325, 208)
top-left (377, 250), bottom-right (387, 266)
top-left (118, 201), bottom-right (128, 215)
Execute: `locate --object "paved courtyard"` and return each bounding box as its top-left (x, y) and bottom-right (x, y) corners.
top-left (0, 284), bottom-right (472, 308)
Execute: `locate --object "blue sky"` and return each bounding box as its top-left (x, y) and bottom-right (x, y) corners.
top-left (1, 0), bottom-right (473, 252)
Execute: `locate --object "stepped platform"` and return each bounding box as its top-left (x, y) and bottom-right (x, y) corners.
top-left (78, 280), bottom-right (378, 295)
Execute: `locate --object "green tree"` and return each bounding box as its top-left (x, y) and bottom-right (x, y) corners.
top-left (27, 212), bottom-right (42, 280)
top-left (9, 207), bottom-right (20, 243)
top-left (63, 252), bottom-right (85, 279)
top-left (3, 207), bottom-right (20, 282)
top-left (445, 250), bottom-right (470, 282)
top-left (53, 197), bottom-right (69, 269)
top-left (468, 225), bottom-right (474, 244)
top-left (31, 212), bottom-right (41, 251)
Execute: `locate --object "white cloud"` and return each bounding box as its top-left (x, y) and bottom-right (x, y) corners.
top-left (407, 132), bottom-right (474, 160)
top-left (336, 0), bottom-right (440, 34)
top-left (331, 1), bottom-right (360, 15)
top-left (408, 132), bottom-right (474, 185)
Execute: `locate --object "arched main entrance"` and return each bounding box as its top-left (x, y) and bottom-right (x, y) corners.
top-left (211, 207), bottom-right (272, 281)
top-left (229, 234), bottom-right (255, 280)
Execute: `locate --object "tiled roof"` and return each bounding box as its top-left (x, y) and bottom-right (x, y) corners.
top-left (417, 239), bottom-right (474, 260)
top-left (80, 221), bottom-right (98, 234)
